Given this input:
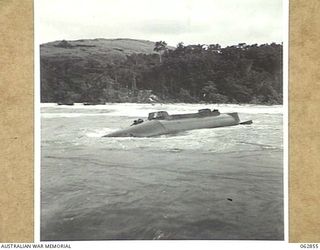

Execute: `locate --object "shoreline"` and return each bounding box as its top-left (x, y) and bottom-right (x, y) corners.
top-left (41, 102), bottom-right (283, 106)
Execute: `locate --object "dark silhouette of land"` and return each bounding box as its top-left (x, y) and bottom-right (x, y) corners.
top-left (41, 38), bottom-right (283, 105)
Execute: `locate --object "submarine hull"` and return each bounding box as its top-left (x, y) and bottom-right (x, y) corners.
top-left (104, 113), bottom-right (240, 138)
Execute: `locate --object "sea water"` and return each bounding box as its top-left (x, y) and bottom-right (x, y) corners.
top-left (41, 103), bottom-right (284, 240)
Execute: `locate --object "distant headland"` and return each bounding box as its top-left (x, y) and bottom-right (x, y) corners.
top-left (40, 38), bottom-right (283, 105)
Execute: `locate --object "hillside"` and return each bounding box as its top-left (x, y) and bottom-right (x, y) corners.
top-left (40, 38), bottom-right (164, 102)
top-left (41, 38), bottom-right (161, 63)
top-left (40, 39), bottom-right (283, 104)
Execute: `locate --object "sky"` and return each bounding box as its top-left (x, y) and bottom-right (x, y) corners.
top-left (36, 0), bottom-right (284, 47)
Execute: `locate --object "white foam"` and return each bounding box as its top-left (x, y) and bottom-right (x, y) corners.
top-left (41, 103), bottom-right (283, 119)
top-left (41, 113), bottom-right (113, 118)
top-left (85, 128), bottom-right (118, 138)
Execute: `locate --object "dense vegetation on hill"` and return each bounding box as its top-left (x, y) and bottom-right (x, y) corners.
top-left (40, 39), bottom-right (283, 104)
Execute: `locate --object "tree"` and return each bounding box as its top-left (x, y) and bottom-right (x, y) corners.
top-left (201, 81), bottom-right (228, 103)
top-left (154, 41), bottom-right (168, 63)
top-left (177, 42), bottom-right (184, 50)
top-left (207, 44), bottom-right (221, 53)
top-left (41, 39), bottom-right (283, 105)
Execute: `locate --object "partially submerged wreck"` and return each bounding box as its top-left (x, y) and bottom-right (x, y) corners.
top-left (103, 109), bottom-right (252, 138)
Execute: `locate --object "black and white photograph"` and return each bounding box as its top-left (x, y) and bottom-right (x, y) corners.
top-left (38, 0), bottom-right (286, 242)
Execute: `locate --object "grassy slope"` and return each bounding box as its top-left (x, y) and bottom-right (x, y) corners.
top-left (40, 38), bottom-right (167, 102)
top-left (40, 38), bottom-right (161, 63)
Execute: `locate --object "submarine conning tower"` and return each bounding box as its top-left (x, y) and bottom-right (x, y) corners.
top-left (147, 109), bottom-right (221, 121)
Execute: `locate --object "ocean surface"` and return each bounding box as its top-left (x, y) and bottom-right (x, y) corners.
top-left (41, 103), bottom-right (284, 240)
